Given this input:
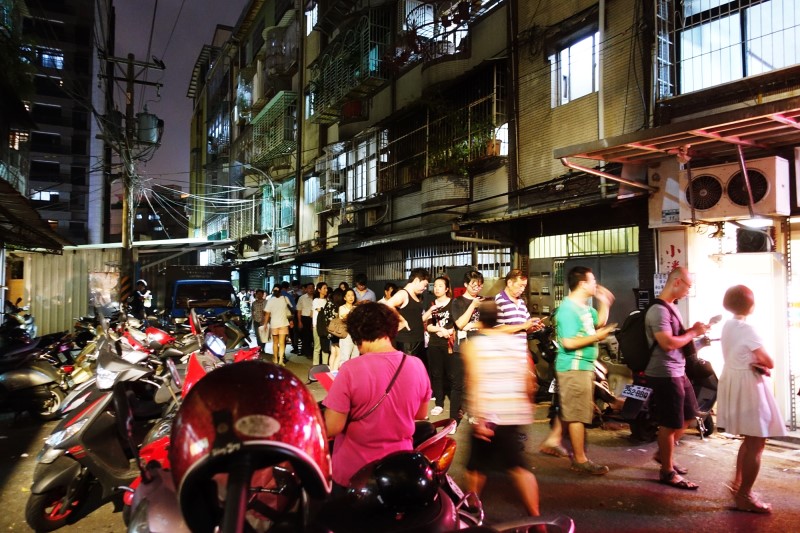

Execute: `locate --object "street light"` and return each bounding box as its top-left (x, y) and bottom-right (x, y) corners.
top-left (242, 163), bottom-right (278, 261)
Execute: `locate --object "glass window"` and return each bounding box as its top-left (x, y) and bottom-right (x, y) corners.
top-left (660, 0), bottom-right (800, 97)
top-left (549, 32), bottom-right (599, 107)
top-left (305, 4), bottom-right (317, 36)
top-left (39, 48), bottom-right (64, 69)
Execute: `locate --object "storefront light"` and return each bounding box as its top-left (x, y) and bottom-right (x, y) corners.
top-left (738, 218), bottom-right (774, 228)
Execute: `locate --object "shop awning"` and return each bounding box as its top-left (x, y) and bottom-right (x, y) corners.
top-left (0, 179), bottom-right (71, 254)
top-left (554, 95), bottom-right (800, 164)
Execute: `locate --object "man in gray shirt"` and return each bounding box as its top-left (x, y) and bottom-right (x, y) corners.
top-left (644, 267), bottom-right (708, 490)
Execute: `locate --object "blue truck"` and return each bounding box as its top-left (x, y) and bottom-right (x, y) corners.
top-left (158, 266), bottom-right (241, 322)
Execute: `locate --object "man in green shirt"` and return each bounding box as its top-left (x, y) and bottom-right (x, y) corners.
top-left (554, 266), bottom-right (616, 475)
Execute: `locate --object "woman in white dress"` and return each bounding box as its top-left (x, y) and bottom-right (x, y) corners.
top-left (718, 285), bottom-right (787, 514)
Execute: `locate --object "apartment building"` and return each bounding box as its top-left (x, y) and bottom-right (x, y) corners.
top-left (21, 0), bottom-right (113, 245)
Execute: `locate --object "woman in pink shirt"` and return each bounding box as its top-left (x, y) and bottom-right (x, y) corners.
top-left (323, 302), bottom-right (432, 492)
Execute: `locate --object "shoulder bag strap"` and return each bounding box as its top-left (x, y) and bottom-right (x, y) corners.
top-left (348, 353), bottom-right (408, 425)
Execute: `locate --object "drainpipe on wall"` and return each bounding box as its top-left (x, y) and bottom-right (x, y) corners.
top-left (295, 0), bottom-right (306, 260)
top-left (598, 0), bottom-right (607, 197)
top-left (508, 0), bottom-right (520, 203)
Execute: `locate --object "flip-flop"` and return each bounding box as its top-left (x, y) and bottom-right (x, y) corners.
top-left (540, 445), bottom-right (570, 458)
top-left (653, 453), bottom-right (688, 475)
top-left (659, 470), bottom-right (699, 490)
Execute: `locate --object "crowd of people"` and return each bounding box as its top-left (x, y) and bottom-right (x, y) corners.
top-left (240, 266), bottom-right (786, 518)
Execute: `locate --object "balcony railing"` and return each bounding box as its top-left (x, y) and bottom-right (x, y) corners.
top-left (251, 91), bottom-right (298, 164)
top-left (308, 8), bottom-right (391, 124)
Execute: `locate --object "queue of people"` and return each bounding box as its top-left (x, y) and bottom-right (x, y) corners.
top-left (244, 265), bottom-right (786, 519)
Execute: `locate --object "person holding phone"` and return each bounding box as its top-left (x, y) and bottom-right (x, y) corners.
top-left (553, 266), bottom-right (615, 475)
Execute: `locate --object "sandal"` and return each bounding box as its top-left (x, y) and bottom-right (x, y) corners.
top-left (659, 470), bottom-right (699, 490)
top-left (653, 453), bottom-right (688, 475)
top-left (540, 445), bottom-right (570, 458)
top-left (734, 492), bottom-right (771, 514)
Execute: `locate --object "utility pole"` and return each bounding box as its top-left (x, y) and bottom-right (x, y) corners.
top-left (100, 53), bottom-right (164, 306)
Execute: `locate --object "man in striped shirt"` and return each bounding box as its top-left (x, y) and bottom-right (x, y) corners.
top-left (494, 269), bottom-right (540, 336)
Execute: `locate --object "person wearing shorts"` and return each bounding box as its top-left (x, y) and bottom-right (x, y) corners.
top-left (264, 288), bottom-right (293, 366)
top-left (645, 267), bottom-right (708, 490)
top-left (462, 300), bottom-right (540, 517)
top-left (554, 266), bottom-right (615, 475)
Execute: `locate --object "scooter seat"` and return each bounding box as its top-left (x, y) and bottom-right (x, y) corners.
top-left (0, 338), bottom-right (42, 370)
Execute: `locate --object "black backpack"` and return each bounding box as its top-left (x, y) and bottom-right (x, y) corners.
top-left (618, 299), bottom-right (668, 372)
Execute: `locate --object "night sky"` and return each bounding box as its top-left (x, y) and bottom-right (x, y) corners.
top-left (114, 0), bottom-right (249, 189)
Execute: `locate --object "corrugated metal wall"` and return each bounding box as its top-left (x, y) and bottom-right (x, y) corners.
top-left (23, 247), bottom-right (122, 335)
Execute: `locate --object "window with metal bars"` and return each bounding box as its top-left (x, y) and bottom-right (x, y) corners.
top-left (529, 227), bottom-right (639, 259)
top-left (657, 0), bottom-right (800, 99)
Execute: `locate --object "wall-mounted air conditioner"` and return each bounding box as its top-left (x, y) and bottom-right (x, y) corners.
top-left (679, 156), bottom-right (790, 222)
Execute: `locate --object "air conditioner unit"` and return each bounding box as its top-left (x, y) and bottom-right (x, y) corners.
top-left (679, 156), bottom-right (790, 222)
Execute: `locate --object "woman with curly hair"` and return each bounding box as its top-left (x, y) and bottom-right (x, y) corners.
top-left (323, 302), bottom-right (431, 492)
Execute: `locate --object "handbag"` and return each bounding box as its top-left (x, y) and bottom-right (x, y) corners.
top-left (327, 317), bottom-right (348, 339)
top-left (257, 324), bottom-right (270, 344)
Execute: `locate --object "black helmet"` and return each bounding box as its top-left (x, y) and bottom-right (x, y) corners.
top-left (347, 451), bottom-right (437, 513)
top-left (136, 279), bottom-right (147, 288)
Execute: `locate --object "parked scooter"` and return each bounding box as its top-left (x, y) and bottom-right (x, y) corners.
top-left (1, 297), bottom-right (37, 345)
top-left (25, 328), bottom-right (179, 532)
top-left (0, 339), bottom-right (71, 421)
top-left (121, 328), bottom-right (260, 529)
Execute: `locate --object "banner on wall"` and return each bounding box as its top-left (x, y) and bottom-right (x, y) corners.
top-left (658, 229), bottom-right (686, 272)
top-left (89, 272), bottom-right (120, 316)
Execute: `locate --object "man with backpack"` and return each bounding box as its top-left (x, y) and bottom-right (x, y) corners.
top-left (554, 266), bottom-right (616, 475)
top-left (645, 267), bottom-right (708, 490)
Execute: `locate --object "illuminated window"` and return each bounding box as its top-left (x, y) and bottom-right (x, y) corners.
top-left (658, 0), bottom-right (800, 97)
top-left (549, 32), bottom-right (600, 107)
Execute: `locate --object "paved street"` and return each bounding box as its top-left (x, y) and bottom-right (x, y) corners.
top-left (2, 349), bottom-right (799, 532)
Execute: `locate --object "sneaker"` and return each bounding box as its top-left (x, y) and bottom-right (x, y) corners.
top-left (431, 406), bottom-right (444, 416)
top-left (570, 460), bottom-right (609, 475)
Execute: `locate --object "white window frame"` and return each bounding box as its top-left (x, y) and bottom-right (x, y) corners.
top-left (549, 31), bottom-right (600, 107)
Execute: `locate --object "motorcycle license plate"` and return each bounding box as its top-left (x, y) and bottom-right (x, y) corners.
top-left (548, 379), bottom-right (558, 394)
top-left (621, 384), bottom-right (652, 401)
top-left (446, 474), bottom-right (465, 501)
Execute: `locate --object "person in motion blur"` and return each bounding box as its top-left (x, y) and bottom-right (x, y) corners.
top-left (463, 300), bottom-right (540, 517)
top-left (718, 284), bottom-right (787, 513)
top-left (554, 266), bottom-right (616, 475)
top-left (323, 302), bottom-right (431, 493)
top-left (645, 267), bottom-right (707, 490)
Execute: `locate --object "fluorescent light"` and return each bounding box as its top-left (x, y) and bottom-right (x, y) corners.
top-left (738, 218), bottom-right (773, 228)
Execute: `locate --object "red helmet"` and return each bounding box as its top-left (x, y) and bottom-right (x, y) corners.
top-left (169, 361), bottom-right (331, 529)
